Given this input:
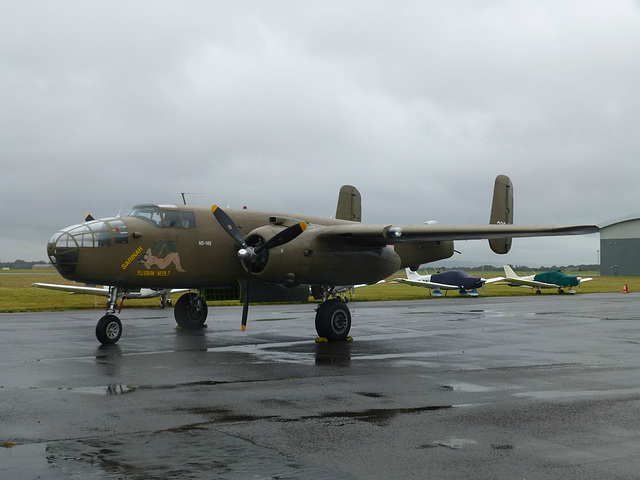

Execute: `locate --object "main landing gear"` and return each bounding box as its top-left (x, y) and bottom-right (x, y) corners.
top-left (94, 288), bottom-right (208, 345)
top-left (173, 292), bottom-right (208, 328)
top-left (313, 287), bottom-right (352, 341)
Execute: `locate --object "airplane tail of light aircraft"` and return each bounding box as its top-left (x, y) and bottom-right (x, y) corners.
top-left (499, 265), bottom-right (593, 294)
top-left (44, 174), bottom-right (598, 344)
top-left (394, 268), bottom-right (502, 297)
top-left (31, 283), bottom-right (187, 308)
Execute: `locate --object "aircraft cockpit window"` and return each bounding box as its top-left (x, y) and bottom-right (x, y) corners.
top-left (181, 211), bottom-right (196, 228)
top-left (162, 210), bottom-right (181, 228)
top-left (126, 206), bottom-right (162, 227)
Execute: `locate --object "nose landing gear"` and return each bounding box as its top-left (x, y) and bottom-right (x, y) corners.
top-left (96, 314), bottom-right (122, 344)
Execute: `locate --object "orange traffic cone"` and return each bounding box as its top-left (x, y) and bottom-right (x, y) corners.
top-left (623, 284), bottom-right (629, 294)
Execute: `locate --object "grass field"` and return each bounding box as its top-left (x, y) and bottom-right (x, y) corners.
top-left (1, 270), bottom-right (638, 313)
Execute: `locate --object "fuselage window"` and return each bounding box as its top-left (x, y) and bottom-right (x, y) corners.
top-left (181, 211), bottom-right (196, 228)
top-left (80, 233), bottom-right (93, 247)
top-left (127, 206), bottom-right (162, 227)
top-left (162, 210), bottom-right (181, 228)
top-left (110, 220), bottom-right (128, 244)
top-left (95, 230), bottom-right (111, 247)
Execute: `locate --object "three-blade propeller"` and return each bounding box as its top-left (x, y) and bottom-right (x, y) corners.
top-left (212, 205), bottom-right (307, 331)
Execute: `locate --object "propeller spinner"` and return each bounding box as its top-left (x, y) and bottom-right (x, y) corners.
top-left (211, 205), bottom-right (307, 331)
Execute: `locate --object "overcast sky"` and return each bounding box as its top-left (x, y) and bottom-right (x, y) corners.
top-left (2, 0), bottom-right (639, 267)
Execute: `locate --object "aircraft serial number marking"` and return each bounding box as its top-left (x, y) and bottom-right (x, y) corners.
top-left (199, 241), bottom-right (212, 246)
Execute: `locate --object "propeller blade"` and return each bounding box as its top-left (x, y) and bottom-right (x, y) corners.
top-left (212, 205), bottom-right (247, 248)
top-left (255, 222), bottom-right (307, 253)
top-left (211, 206), bottom-right (307, 333)
top-left (241, 269), bottom-right (252, 332)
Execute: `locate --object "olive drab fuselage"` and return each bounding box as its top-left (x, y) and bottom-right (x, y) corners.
top-left (48, 204), bottom-right (455, 290)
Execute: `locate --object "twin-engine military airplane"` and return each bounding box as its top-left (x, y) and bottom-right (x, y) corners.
top-left (394, 267), bottom-right (502, 297)
top-left (497, 264), bottom-right (593, 294)
top-left (45, 175), bottom-right (598, 344)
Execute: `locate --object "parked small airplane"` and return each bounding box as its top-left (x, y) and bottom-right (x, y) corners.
top-left (498, 265), bottom-right (593, 294)
top-left (31, 282), bottom-right (186, 308)
top-left (45, 175), bottom-right (598, 344)
top-left (394, 267), bottom-right (501, 297)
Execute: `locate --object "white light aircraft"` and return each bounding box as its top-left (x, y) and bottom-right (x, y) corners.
top-left (394, 268), bottom-right (502, 297)
top-left (497, 265), bottom-right (593, 295)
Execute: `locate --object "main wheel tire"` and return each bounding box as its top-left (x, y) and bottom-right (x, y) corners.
top-left (174, 293), bottom-right (208, 328)
top-left (315, 299), bottom-right (351, 341)
top-left (96, 314), bottom-right (122, 345)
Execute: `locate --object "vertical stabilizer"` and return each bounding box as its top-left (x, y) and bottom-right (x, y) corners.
top-left (489, 175), bottom-right (513, 254)
top-left (503, 265), bottom-right (517, 279)
top-left (335, 185), bottom-right (362, 222)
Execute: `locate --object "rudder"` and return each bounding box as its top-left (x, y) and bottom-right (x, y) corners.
top-left (335, 185), bottom-right (362, 222)
top-left (489, 175), bottom-right (513, 254)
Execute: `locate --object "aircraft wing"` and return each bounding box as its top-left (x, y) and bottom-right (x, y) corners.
top-left (31, 283), bottom-right (110, 296)
top-left (484, 277), bottom-right (505, 284)
top-left (32, 283), bottom-right (190, 300)
top-left (394, 278), bottom-right (461, 290)
top-left (318, 223), bottom-right (598, 246)
top-left (503, 278), bottom-right (557, 289)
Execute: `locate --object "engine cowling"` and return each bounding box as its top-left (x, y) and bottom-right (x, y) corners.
top-left (244, 225), bottom-right (401, 286)
top-left (242, 225), bottom-right (311, 285)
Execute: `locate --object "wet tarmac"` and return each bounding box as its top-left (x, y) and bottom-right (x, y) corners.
top-left (2, 293), bottom-right (640, 479)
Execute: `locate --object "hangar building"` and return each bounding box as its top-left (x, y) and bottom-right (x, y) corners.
top-left (600, 215), bottom-right (640, 276)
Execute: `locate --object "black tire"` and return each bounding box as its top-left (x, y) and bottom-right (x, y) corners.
top-left (96, 314), bottom-right (122, 345)
top-left (174, 293), bottom-right (208, 328)
top-left (315, 299), bottom-right (351, 341)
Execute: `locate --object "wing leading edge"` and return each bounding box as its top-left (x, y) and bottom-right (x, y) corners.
top-left (318, 223), bottom-right (598, 246)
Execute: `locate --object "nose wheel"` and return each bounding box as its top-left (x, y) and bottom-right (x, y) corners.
top-left (96, 314), bottom-right (122, 344)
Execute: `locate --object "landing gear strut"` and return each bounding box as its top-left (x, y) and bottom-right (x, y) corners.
top-left (313, 286), bottom-right (352, 341)
top-left (96, 286), bottom-right (124, 345)
top-left (174, 292), bottom-right (208, 328)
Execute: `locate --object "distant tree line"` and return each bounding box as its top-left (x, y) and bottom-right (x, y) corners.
top-left (0, 260), bottom-right (50, 270)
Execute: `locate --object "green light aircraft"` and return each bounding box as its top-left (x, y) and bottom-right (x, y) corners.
top-left (46, 175), bottom-right (598, 344)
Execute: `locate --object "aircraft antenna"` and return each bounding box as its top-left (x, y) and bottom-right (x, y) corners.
top-left (180, 193), bottom-right (204, 205)
top-left (117, 196), bottom-right (127, 217)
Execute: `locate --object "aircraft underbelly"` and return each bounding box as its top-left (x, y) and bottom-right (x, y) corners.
top-left (393, 241), bottom-right (454, 268)
top-left (302, 244), bottom-right (400, 285)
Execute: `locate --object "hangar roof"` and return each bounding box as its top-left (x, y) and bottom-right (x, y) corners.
top-left (599, 214), bottom-right (640, 229)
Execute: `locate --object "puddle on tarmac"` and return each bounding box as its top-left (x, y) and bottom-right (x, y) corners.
top-left (0, 443), bottom-right (67, 480)
top-left (432, 437), bottom-right (479, 450)
top-left (440, 382), bottom-right (496, 392)
top-left (69, 384), bottom-right (137, 395)
top-left (43, 428), bottom-right (359, 479)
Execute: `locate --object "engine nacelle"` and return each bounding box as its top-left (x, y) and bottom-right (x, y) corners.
top-left (244, 225), bottom-right (311, 285)
top-left (245, 225), bottom-right (401, 286)
top-left (393, 241), bottom-right (455, 270)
